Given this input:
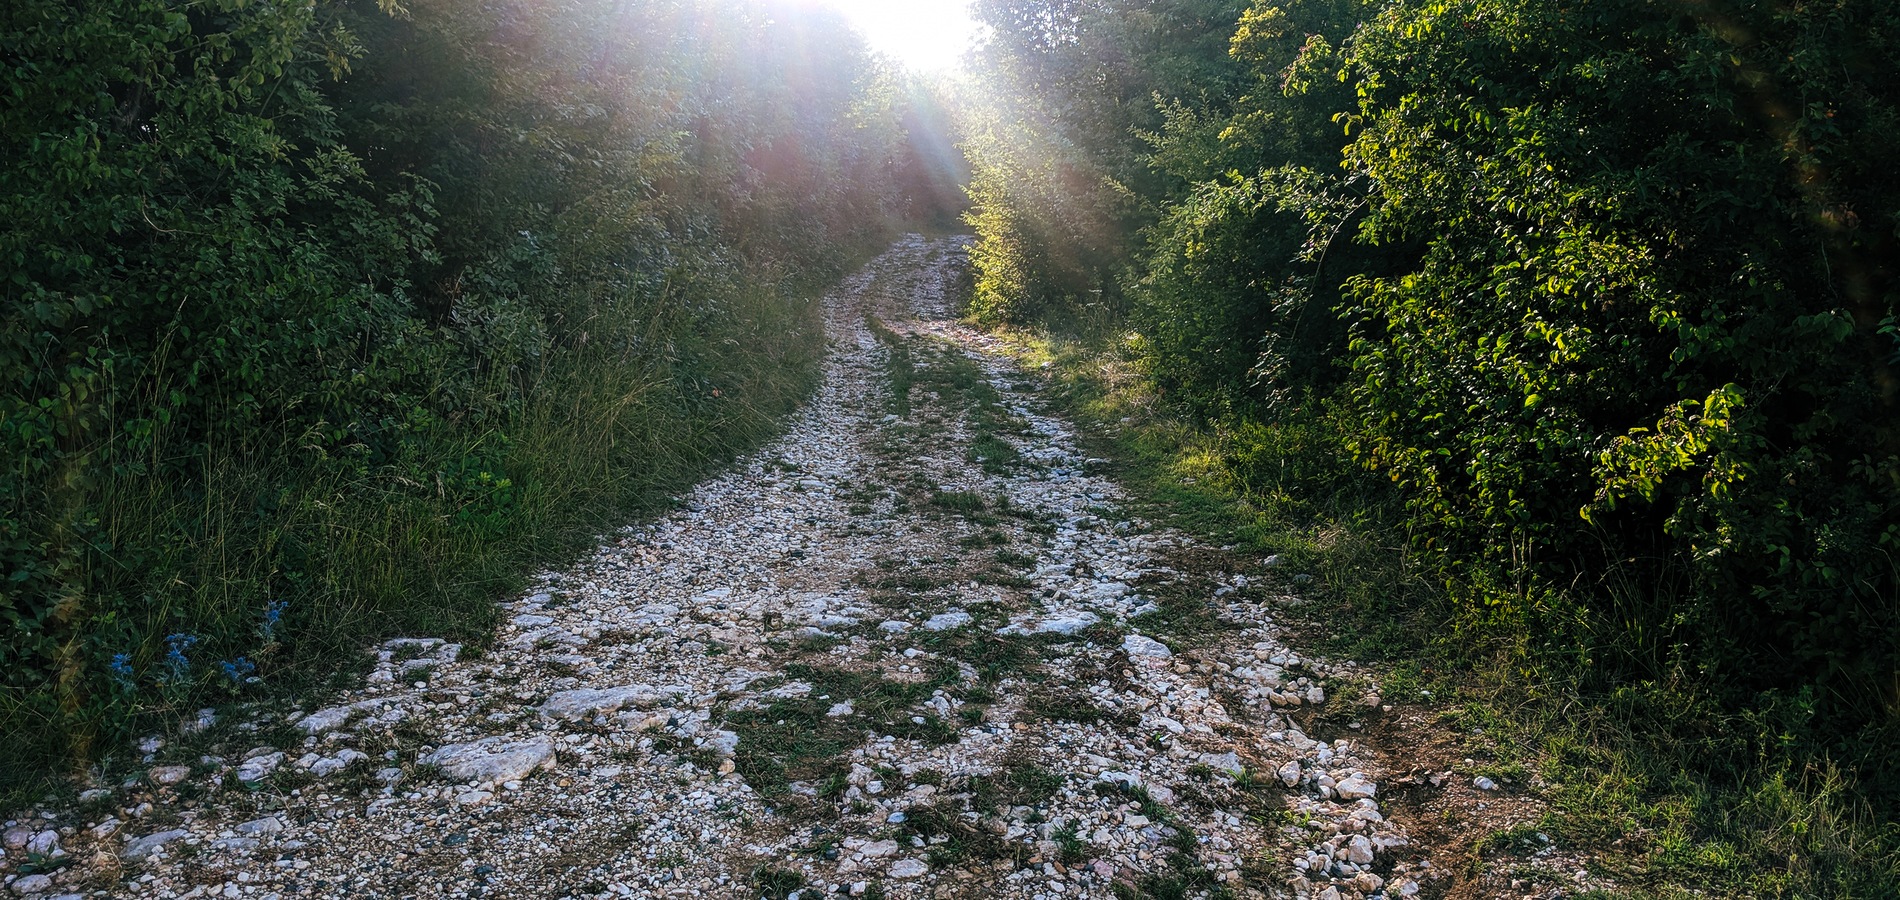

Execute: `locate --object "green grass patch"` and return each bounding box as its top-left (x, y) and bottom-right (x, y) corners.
top-left (1027, 685), bottom-right (1139, 728)
top-left (899, 802), bottom-right (1024, 865)
top-left (912, 625), bottom-right (1059, 684)
top-left (969, 760), bottom-right (1064, 811)
top-left (969, 432), bottom-right (1024, 474)
top-left (972, 569), bottom-right (1034, 589)
top-left (728, 662), bottom-right (968, 799)
top-left (865, 315), bottom-right (914, 418)
top-left (749, 866), bottom-right (806, 899)
top-left (957, 530), bottom-right (1012, 549)
top-left (993, 548), bottom-right (1037, 567)
top-left (929, 490), bottom-right (988, 514)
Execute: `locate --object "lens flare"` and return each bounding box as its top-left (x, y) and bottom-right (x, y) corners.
top-left (793, 0), bottom-right (978, 72)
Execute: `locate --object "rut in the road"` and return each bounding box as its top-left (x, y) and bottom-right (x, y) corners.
top-left (4, 237), bottom-right (1437, 900)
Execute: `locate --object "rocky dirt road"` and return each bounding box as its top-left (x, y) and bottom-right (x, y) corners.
top-left (4, 237), bottom-right (1582, 900)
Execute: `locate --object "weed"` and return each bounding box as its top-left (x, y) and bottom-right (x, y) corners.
top-left (866, 315), bottom-right (915, 418)
top-left (1477, 824), bottom-right (1550, 859)
top-left (1027, 687), bottom-right (1138, 728)
top-left (900, 803), bottom-right (1020, 864)
top-left (973, 570), bottom-right (1034, 589)
top-left (970, 760), bottom-right (1063, 811)
top-left (1053, 820), bottom-right (1088, 864)
top-left (728, 663), bottom-right (965, 798)
top-left (969, 432), bottom-right (1023, 473)
top-left (993, 549), bottom-right (1038, 567)
top-left (914, 627), bottom-right (1052, 683)
top-left (876, 572), bottom-right (941, 592)
top-left (958, 530), bottom-right (1013, 550)
top-left (930, 491), bottom-right (988, 514)
top-left (750, 865), bottom-right (805, 899)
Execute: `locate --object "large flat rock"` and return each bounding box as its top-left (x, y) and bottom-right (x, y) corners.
top-left (419, 736), bottom-right (556, 786)
top-left (538, 684), bottom-right (681, 720)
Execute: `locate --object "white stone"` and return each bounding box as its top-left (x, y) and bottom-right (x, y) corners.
top-left (1344, 834), bottom-right (1375, 865)
top-left (1335, 775), bottom-right (1376, 800)
top-left (309, 749), bottom-right (367, 778)
top-left (1199, 751), bottom-right (1244, 776)
top-left (236, 817), bottom-right (283, 835)
top-left (1121, 634), bottom-right (1171, 658)
top-left (1029, 613), bottom-right (1099, 635)
top-left (23, 831), bottom-right (59, 856)
top-left (922, 611), bottom-right (971, 631)
top-left (699, 730), bottom-right (740, 757)
top-left (764, 681), bottom-right (813, 699)
top-left (420, 737), bottom-right (556, 786)
top-left (122, 829), bottom-right (190, 861)
top-left (208, 836), bottom-right (257, 853)
top-left (294, 700), bottom-right (383, 735)
top-left (184, 708), bottom-right (217, 734)
top-left (629, 603), bottom-right (680, 625)
top-left (235, 752), bottom-right (284, 783)
top-left (539, 684), bottom-right (678, 720)
top-left (888, 858), bottom-right (927, 878)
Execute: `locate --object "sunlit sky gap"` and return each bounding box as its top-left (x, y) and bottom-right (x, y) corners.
top-left (794, 0), bottom-right (981, 72)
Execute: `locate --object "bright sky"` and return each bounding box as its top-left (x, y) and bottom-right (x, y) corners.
top-left (807, 0), bottom-right (980, 72)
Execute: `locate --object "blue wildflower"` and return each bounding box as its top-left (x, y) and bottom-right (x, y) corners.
top-left (260, 599), bottom-right (288, 642)
top-left (108, 653), bottom-right (134, 689)
top-left (220, 657), bottom-right (257, 684)
top-left (161, 633), bottom-right (198, 683)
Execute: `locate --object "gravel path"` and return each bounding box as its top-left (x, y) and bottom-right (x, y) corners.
top-left (2, 237), bottom-right (1431, 900)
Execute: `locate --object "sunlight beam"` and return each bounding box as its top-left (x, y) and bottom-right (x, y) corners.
top-left (796, 0), bottom-right (979, 72)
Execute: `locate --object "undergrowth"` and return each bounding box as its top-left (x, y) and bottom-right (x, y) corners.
top-left (988, 326), bottom-right (1900, 899)
top-left (0, 269), bottom-right (839, 809)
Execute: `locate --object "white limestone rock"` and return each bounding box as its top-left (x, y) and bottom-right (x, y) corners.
top-left (419, 737), bottom-right (556, 786)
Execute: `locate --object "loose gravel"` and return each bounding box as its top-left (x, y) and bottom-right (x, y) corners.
top-left (2, 237), bottom-right (1436, 900)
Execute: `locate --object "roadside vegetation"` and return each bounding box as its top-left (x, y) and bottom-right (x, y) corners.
top-left (962, 0), bottom-right (1900, 895)
top-left (0, 0), bottom-right (963, 799)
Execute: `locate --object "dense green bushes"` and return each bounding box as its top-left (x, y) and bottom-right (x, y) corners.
top-left (966, 0), bottom-right (1898, 799)
top-left (1, 0), bottom-right (939, 789)
top-left (1332, 0), bottom-right (1898, 727)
